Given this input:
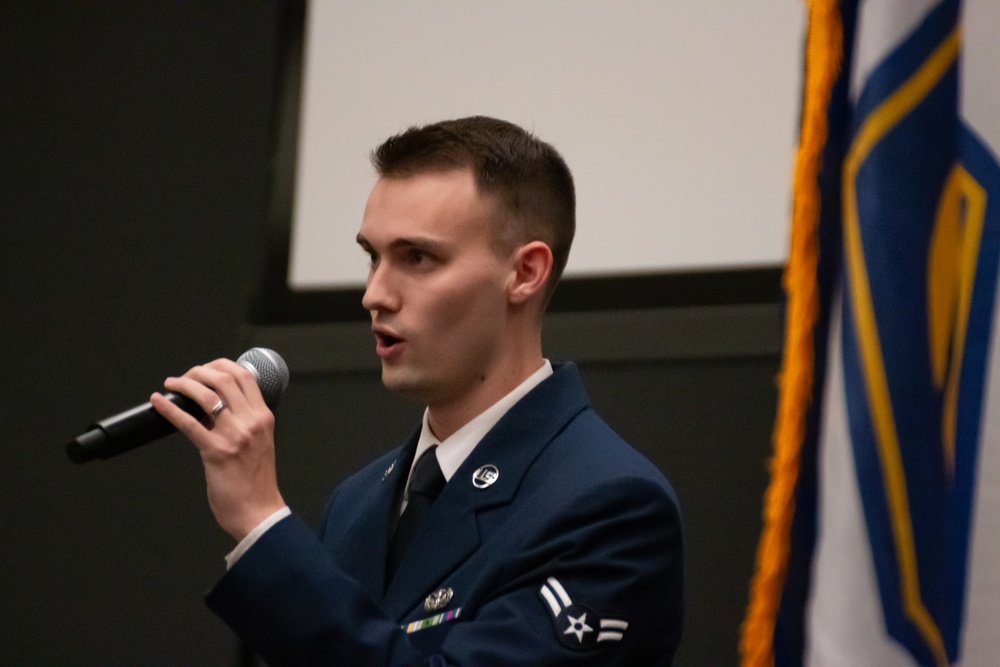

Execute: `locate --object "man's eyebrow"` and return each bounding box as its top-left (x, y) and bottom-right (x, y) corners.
top-left (356, 235), bottom-right (449, 254)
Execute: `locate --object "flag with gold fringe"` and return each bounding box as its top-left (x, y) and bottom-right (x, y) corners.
top-left (741, 0), bottom-right (1000, 665)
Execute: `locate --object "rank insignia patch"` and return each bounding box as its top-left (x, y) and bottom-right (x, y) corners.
top-left (538, 577), bottom-right (629, 649)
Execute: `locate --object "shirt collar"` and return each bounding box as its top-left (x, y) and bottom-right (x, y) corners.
top-left (412, 360), bottom-right (553, 482)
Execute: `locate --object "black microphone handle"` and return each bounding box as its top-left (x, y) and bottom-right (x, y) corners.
top-left (66, 392), bottom-right (205, 464)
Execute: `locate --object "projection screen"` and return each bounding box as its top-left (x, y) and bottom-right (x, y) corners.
top-left (285, 1), bottom-right (804, 292)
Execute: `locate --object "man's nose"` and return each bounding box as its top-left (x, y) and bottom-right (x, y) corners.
top-left (362, 264), bottom-right (400, 313)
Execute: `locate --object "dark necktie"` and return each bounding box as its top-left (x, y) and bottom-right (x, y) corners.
top-left (386, 446), bottom-right (446, 584)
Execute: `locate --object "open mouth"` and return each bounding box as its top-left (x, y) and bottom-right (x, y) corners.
top-left (378, 332), bottom-right (401, 347)
top-left (374, 329), bottom-right (404, 356)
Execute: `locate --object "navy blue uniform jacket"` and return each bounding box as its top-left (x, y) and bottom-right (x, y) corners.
top-left (206, 363), bottom-right (683, 665)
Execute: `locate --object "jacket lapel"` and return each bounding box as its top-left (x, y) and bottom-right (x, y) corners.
top-left (381, 363), bottom-right (590, 617)
top-left (339, 437), bottom-right (418, 601)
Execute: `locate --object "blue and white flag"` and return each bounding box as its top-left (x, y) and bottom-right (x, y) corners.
top-left (743, 1), bottom-right (1000, 665)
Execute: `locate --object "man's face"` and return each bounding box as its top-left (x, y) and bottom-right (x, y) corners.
top-left (357, 169), bottom-right (514, 407)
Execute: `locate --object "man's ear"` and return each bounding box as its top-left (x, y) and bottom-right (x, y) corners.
top-left (508, 241), bottom-right (554, 305)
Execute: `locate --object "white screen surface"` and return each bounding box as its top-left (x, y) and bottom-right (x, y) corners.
top-left (289, 1), bottom-right (805, 289)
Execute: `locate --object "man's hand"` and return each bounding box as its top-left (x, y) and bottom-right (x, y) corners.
top-left (150, 359), bottom-right (286, 542)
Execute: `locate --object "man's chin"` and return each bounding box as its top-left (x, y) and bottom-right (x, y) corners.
top-left (380, 367), bottom-right (429, 401)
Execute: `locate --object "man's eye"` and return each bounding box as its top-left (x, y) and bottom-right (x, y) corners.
top-left (409, 250), bottom-right (427, 265)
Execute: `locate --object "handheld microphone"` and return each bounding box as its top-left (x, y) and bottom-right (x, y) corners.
top-left (66, 348), bottom-right (289, 464)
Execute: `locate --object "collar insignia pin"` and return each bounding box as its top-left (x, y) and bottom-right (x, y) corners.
top-left (472, 464), bottom-right (499, 489)
top-left (382, 460), bottom-right (396, 482)
top-left (424, 587), bottom-right (454, 612)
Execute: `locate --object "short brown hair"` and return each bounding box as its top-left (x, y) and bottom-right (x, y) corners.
top-left (371, 116), bottom-right (575, 305)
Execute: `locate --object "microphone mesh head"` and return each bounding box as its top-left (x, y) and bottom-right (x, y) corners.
top-left (237, 348), bottom-right (289, 406)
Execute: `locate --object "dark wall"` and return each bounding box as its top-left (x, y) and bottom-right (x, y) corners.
top-left (1, 3), bottom-right (781, 665)
top-left (2, 4), bottom-right (283, 664)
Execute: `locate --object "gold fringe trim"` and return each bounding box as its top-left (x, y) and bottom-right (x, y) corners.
top-left (739, 1), bottom-right (843, 665)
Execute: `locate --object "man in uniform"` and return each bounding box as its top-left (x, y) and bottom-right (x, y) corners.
top-left (152, 116), bottom-right (683, 665)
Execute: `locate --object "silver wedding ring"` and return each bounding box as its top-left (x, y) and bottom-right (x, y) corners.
top-left (210, 399), bottom-right (227, 418)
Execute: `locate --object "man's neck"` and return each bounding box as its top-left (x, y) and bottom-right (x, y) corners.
top-left (426, 353), bottom-right (546, 441)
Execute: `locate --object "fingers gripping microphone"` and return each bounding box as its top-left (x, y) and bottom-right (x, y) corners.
top-left (65, 348), bottom-right (289, 464)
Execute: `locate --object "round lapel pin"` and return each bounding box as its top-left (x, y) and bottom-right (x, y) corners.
top-left (472, 464), bottom-right (499, 489)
